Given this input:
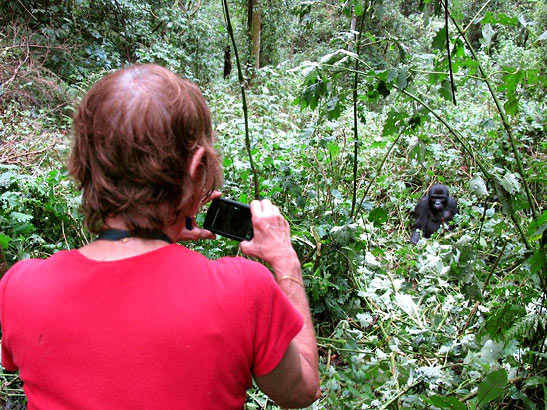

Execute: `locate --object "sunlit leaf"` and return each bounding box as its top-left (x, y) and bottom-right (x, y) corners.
top-left (429, 396), bottom-right (466, 409)
top-left (481, 12), bottom-right (518, 26)
top-left (354, 0), bottom-right (365, 16)
top-left (0, 233), bottom-right (11, 249)
top-left (469, 175), bottom-right (488, 197)
top-left (481, 24), bottom-right (495, 48)
top-left (504, 98), bottom-right (519, 116)
top-left (501, 173), bottom-right (521, 194)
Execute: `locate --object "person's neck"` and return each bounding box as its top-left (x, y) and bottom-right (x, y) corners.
top-left (77, 217), bottom-right (179, 262)
top-left (103, 215), bottom-right (180, 242)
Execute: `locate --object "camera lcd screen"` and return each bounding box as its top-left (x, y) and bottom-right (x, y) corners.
top-left (204, 198), bottom-right (253, 241)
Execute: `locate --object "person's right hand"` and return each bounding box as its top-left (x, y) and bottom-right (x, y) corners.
top-left (240, 199), bottom-right (298, 270)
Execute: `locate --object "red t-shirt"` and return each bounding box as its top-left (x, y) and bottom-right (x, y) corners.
top-left (0, 244), bottom-right (303, 409)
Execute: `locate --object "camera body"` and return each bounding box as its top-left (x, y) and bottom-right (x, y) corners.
top-left (203, 198), bottom-right (253, 241)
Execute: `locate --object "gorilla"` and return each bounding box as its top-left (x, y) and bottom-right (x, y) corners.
top-left (410, 184), bottom-right (458, 244)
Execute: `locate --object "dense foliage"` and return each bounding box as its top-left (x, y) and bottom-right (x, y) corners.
top-left (1, 0), bottom-right (545, 408)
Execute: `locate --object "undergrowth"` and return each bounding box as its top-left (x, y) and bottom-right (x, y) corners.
top-left (1, 1), bottom-right (546, 408)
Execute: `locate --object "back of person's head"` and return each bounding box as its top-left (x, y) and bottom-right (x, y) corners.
top-left (69, 64), bottom-right (223, 235)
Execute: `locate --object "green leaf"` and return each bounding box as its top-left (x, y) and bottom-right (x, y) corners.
top-left (368, 207), bottom-right (388, 227)
top-left (432, 28), bottom-right (446, 50)
top-left (501, 173), bottom-right (521, 194)
top-left (470, 175), bottom-right (488, 197)
top-left (382, 110), bottom-right (407, 136)
top-left (481, 12), bottom-right (518, 26)
top-left (429, 395), bottom-right (466, 409)
top-left (354, 0), bottom-right (365, 16)
top-left (528, 211), bottom-right (547, 238)
top-left (10, 211), bottom-right (33, 223)
top-left (439, 80), bottom-right (453, 101)
top-left (409, 139), bottom-right (426, 162)
top-left (397, 70), bottom-right (407, 90)
top-left (524, 376), bottom-right (547, 388)
top-left (0, 233), bottom-right (11, 249)
top-left (477, 368), bottom-right (508, 406)
top-left (327, 141), bottom-right (340, 157)
top-left (528, 250), bottom-right (546, 274)
top-left (377, 80), bottom-right (390, 97)
top-left (504, 97), bottom-right (519, 116)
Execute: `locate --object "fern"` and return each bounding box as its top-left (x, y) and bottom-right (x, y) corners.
top-left (507, 314), bottom-right (546, 340)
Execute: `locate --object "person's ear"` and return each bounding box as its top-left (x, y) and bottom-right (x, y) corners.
top-left (188, 146), bottom-right (206, 180)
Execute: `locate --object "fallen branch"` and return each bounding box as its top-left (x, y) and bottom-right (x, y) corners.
top-left (0, 145), bottom-right (53, 163)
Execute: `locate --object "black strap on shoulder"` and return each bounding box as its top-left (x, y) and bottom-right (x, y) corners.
top-left (96, 229), bottom-right (173, 244)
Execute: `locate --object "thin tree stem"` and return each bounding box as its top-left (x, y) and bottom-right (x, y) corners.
top-left (443, 0), bottom-right (457, 105)
top-left (222, 0), bottom-right (260, 199)
top-left (355, 132), bottom-right (403, 218)
top-left (451, 16), bottom-right (538, 220)
top-left (350, 11), bottom-right (366, 218)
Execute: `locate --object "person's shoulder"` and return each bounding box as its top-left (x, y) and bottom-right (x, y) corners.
top-left (216, 256), bottom-right (276, 291)
top-left (0, 257), bottom-right (45, 294)
top-left (3, 256), bottom-right (44, 278)
top-left (161, 243), bottom-right (209, 260)
top-left (217, 256), bottom-right (270, 275)
top-left (2, 250), bottom-right (73, 282)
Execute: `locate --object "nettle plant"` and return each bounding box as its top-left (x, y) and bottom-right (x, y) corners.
top-left (0, 165), bottom-right (85, 266)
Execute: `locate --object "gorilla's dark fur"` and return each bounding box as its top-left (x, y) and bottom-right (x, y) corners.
top-left (410, 184), bottom-right (458, 244)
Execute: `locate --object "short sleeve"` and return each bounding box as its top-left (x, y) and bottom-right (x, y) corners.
top-left (0, 264), bottom-right (19, 371)
top-left (240, 259), bottom-right (304, 376)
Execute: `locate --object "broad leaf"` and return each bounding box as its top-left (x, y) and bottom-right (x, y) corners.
top-left (504, 97), bottom-right (519, 116)
top-left (481, 24), bottom-right (495, 48)
top-left (368, 207), bottom-right (388, 227)
top-left (432, 28), bottom-right (446, 50)
top-left (469, 175), bottom-right (488, 197)
top-left (429, 396), bottom-right (466, 409)
top-left (481, 12), bottom-right (518, 26)
top-left (0, 233), bottom-right (11, 249)
top-left (354, 0), bottom-right (365, 17)
top-left (477, 368), bottom-right (507, 406)
top-left (528, 250), bottom-right (546, 274)
top-left (501, 173), bottom-right (521, 194)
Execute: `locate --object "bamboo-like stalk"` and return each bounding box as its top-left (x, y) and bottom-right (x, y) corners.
top-left (222, 0), bottom-right (260, 199)
top-left (443, 0), bottom-right (457, 105)
top-left (350, 11), bottom-right (366, 218)
top-left (450, 16), bottom-right (539, 220)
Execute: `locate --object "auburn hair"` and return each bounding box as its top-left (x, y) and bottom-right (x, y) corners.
top-left (69, 64), bottom-right (223, 236)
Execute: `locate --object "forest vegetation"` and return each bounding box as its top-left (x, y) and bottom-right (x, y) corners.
top-left (0, 0), bottom-right (546, 408)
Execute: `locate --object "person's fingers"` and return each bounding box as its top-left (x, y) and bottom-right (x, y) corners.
top-left (250, 200), bottom-right (262, 218)
top-left (210, 191), bottom-right (222, 200)
top-left (201, 190), bottom-right (222, 207)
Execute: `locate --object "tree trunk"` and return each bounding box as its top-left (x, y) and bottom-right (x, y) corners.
top-left (250, 0), bottom-right (261, 69)
top-left (348, 13), bottom-right (357, 51)
top-left (0, 247), bottom-right (8, 278)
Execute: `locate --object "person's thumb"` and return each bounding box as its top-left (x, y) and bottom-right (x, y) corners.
top-left (240, 240), bottom-right (256, 257)
top-left (240, 240), bottom-right (250, 252)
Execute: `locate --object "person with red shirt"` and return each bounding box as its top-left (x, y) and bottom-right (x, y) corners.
top-left (0, 64), bottom-right (320, 409)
